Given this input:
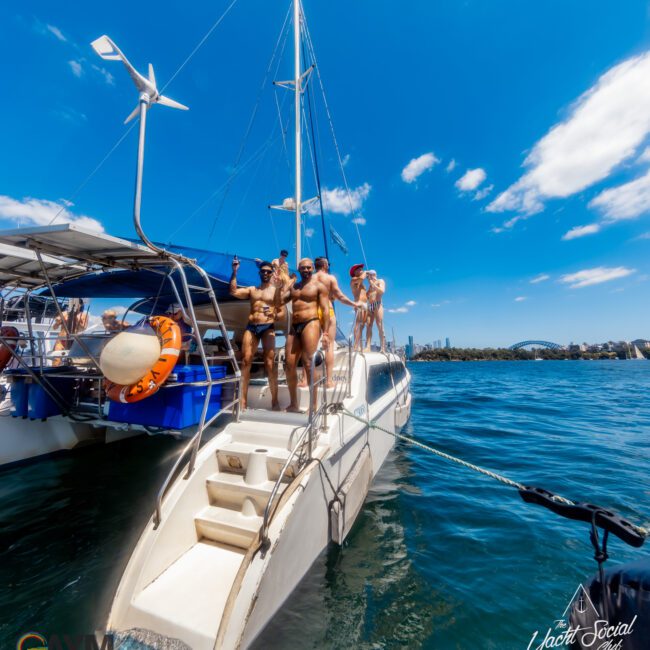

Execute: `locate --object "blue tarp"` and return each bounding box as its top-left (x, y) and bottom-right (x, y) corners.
top-left (42, 242), bottom-right (274, 312)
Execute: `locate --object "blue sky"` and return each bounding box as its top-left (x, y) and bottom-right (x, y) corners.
top-left (2, 1), bottom-right (650, 346)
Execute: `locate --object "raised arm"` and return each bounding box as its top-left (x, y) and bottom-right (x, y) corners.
top-left (330, 276), bottom-right (358, 308)
top-left (229, 259), bottom-right (251, 300)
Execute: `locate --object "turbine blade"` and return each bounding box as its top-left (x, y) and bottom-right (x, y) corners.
top-left (124, 105), bottom-right (141, 124)
top-left (91, 35), bottom-right (122, 61)
top-left (157, 95), bottom-right (189, 111)
top-left (148, 63), bottom-right (156, 87)
top-left (91, 34), bottom-right (148, 93)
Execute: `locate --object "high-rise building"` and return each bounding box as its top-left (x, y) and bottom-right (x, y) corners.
top-left (407, 336), bottom-right (414, 359)
top-left (445, 337), bottom-right (451, 349)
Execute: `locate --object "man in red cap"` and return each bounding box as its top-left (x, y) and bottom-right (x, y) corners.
top-left (350, 264), bottom-right (368, 351)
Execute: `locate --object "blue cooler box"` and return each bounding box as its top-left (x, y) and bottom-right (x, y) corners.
top-left (9, 368), bottom-right (75, 419)
top-left (28, 368), bottom-right (76, 420)
top-left (107, 364), bottom-right (227, 429)
top-left (7, 370), bottom-right (29, 418)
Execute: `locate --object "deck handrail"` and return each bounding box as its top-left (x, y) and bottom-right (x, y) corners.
top-left (260, 346), bottom-right (332, 548)
top-left (152, 397), bottom-right (239, 528)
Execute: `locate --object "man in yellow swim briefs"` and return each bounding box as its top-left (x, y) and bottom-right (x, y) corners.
top-left (314, 256), bottom-right (362, 388)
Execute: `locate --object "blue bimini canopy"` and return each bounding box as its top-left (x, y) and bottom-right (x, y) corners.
top-left (43, 241), bottom-right (267, 313)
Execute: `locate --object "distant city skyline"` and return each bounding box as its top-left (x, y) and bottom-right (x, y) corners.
top-left (404, 334), bottom-right (650, 351)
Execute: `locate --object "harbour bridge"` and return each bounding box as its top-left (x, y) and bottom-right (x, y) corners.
top-left (509, 340), bottom-right (563, 351)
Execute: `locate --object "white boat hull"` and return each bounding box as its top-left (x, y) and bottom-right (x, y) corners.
top-left (107, 350), bottom-right (411, 649)
top-left (0, 413), bottom-right (108, 467)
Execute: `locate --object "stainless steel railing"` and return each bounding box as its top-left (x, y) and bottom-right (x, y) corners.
top-left (259, 347), bottom-right (328, 548)
top-left (152, 396), bottom-right (239, 528)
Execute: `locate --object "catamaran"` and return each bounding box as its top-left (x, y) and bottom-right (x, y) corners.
top-left (0, 1), bottom-right (411, 647)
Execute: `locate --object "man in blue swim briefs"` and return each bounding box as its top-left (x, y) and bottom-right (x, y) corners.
top-left (230, 258), bottom-right (283, 410)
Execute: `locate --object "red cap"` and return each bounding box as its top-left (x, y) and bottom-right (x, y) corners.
top-left (349, 263), bottom-right (364, 278)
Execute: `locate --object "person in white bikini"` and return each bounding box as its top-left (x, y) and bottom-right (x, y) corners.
top-left (365, 270), bottom-right (386, 352)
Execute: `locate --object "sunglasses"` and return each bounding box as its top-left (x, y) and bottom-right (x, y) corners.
top-left (259, 269), bottom-right (273, 274)
top-left (299, 265), bottom-right (313, 271)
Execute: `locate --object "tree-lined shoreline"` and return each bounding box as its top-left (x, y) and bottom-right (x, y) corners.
top-left (412, 347), bottom-right (648, 362)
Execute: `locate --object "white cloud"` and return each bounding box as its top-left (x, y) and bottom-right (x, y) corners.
top-left (473, 184), bottom-right (494, 201)
top-left (46, 24), bottom-right (66, 42)
top-left (560, 266), bottom-right (635, 289)
top-left (342, 154), bottom-right (350, 167)
top-left (388, 300), bottom-right (416, 313)
top-left (637, 147), bottom-right (650, 163)
top-left (401, 152), bottom-right (440, 183)
top-left (562, 223), bottom-right (601, 240)
top-left (311, 183), bottom-right (371, 215)
top-left (68, 60), bottom-right (83, 78)
top-left (0, 195), bottom-right (103, 232)
top-left (431, 300), bottom-right (450, 308)
top-left (487, 51), bottom-right (650, 217)
top-left (446, 159), bottom-right (456, 173)
top-left (514, 296), bottom-right (527, 302)
top-left (636, 231), bottom-right (650, 240)
top-left (530, 273), bottom-right (550, 284)
top-left (589, 169), bottom-right (650, 221)
top-left (54, 107), bottom-right (87, 122)
top-left (352, 216), bottom-right (366, 226)
top-left (304, 227), bottom-right (314, 238)
top-left (92, 63), bottom-right (115, 85)
top-left (455, 168), bottom-right (486, 191)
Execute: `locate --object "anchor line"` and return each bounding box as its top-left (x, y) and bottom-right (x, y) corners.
top-left (337, 407), bottom-right (649, 540)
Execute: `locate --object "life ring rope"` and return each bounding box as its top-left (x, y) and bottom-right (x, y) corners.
top-left (104, 316), bottom-right (182, 404)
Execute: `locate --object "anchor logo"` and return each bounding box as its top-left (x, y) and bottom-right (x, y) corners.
top-left (561, 584), bottom-right (598, 618)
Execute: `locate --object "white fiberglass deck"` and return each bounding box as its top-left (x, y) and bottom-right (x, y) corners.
top-left (129, 540), bottom-right (245, 649)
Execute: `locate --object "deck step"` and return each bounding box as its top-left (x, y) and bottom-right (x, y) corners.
top-left (239, 408), bottom-right (309, 426)
top-left (216, 440), bottom-right (300, 480)
top-left (129, 541), bottom-right (244, 650)
top-left (206, 472), bottom-right (286, 513)
top-left (195, 505), bottom-right (261, 549)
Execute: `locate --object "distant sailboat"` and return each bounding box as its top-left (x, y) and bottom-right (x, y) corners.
top-left (633, 345), bottom-right (646, 360)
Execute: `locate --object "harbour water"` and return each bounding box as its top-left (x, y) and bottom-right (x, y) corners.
top-left (1, 361), bottom-right (649, 648)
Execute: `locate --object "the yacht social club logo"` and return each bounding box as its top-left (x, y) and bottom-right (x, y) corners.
top-left (526, 584), bottom-right (637, 649)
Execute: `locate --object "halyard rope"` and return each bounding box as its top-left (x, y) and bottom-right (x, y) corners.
top-left (339, 407), bottom-right (650, 539)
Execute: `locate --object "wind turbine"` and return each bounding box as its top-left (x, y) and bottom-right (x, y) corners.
top-left (90, 35), bottom-right (188, 254)
top-left (91, 35), bottom-right (188, 123)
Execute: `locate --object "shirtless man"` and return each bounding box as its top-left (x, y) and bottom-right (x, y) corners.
top-left (52, 298), bottom-right (89, 366)
top-left (283, 258), bottom-right (330, 412)
top-left (366, 270), bottom-right (386, 352)
top-left (314, 256), bottom-right (361, 387)
top-left (230, 259), bottom-right (283, 410)
top-left (272, 249), bottom-right (291, 286)
top-left (349, 264), bottom-right (368, 351)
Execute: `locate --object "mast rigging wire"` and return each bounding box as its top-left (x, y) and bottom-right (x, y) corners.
top-left (302, 18), bottom-right (368, 267)
top-left (301, 39), bottom-right (329, 262)
top-left (168, 134), bottom-right (279, 240)
top-left (158, 0), bottom-right (241, 95)
top-left (207, 5), bottom-right (292, 242)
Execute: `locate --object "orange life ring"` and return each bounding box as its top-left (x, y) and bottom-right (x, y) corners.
top-left (104, 316), bottom-right (182, 404)
top-left (0, 326), bottom-right (19, 372)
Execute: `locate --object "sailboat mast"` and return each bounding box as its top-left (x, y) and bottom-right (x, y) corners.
top-left (294, 0), bottom-right (302, 267)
